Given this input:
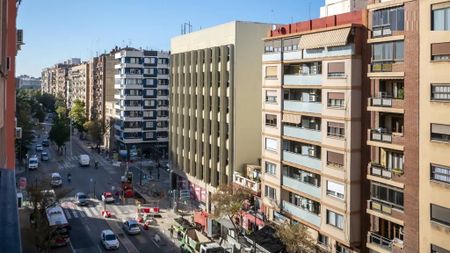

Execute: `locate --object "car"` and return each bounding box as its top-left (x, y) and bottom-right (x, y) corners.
top-left (74, 192), bottom-right (89, 206)
top-left (79, 154), bottom-right (90, 167)
top-left (35, 144), bottom-right (43, 152)
top-left (122, 219), bottom-right (140, 235)
top-left (42, 139), bottom-right (49, 147)
top-left (50, 173), bottom-right (62, 187)
top-left (100, 229), bottom-right (119, 250)
top-left (101, 192), bottom-right (114, 203)
top-left (28, 156), bottom-right (39, 170)
top-left (41, 151), bottom-right (49, 161)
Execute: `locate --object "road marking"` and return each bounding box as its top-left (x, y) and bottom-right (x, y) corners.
top-left (71, 209), bottom-right (79, 218)
top-left (81, 207), bottom-right (92, 217)
top-left (110, 205), bottom-right (122, 217)
top-left (96, 245), bottom-right (102, 253)
top-left (69, 241), bottom-right (77, 253)
top-left (64, 209), bottom-right (72, 219)
top-left (89, 206), bottom-right (100, 216)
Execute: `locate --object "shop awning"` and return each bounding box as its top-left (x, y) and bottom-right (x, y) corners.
top-left (194, 211), bottom-right (208, 228)
top-left (243, 212), bottom-right (265, 227)
top-left (299, 27), bottom-right (351, 49)
top-left (216, 217), bottom-right (235, 230)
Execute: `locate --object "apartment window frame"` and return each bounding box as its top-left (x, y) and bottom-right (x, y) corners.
top-left (372, 6), bottom-right (405, 37)
top-left (265, 161), bottom-right (277, 176)
top-left (265, 90), bottom-right (277, 104)
top-left (431, 42), bottom-right (450, 61)
top-left (371, 183), bottom-right (404, 210)
top-left (431, 84), bottom-right (450, 101)
top-left (288, 192), bottom-right (320, 215)
top-left (317, 234), bottom-right (328, 248)
top-left (372, 41), bottom-right (404, 62)
top-left (431, 123), bottom-right (450, 143)
top-left (431, 204), bottom-right (450, 227)
top-left (326, 210), bottom-right (344, 230)
top-left (264, 185), bottom-right (277, 200)
top-left (265, 137), bottom-right (278, 152)
top-left (265, 114), bottom-right (277, 127)
top-left (265, 66), bottom-right (278, 79)
top-left (327, 62), bottom-right (346, 78)
top-left (431, 3), bottom-right (450, 31)
top-left (336, 243), bottom-right (352, 253)
top-left (283, 165), bottom-right (320, 187)
top-left (431, 163), bottom-right (450, 185)
top-left (327, 121), bottom-right (345, 139)
top-left (431, 244), bottom-right (450, 253)
top-left (327, 92), bottom-right (345, 108)
top-left (326, 181), bottom-right (345, 200)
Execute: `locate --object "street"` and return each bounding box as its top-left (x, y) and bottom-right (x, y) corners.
top-left (18, 117), bottom-right (179, 253)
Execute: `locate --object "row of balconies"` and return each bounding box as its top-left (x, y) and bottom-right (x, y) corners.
top-left (262, 44), bottom-right (354, 62)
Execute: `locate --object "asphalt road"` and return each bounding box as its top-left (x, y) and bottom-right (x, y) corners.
top-left (21, 116), bottom-right (168, 253)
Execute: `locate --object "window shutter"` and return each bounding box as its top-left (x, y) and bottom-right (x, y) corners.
top-left (265, 66), bottom-right (277, 77)
top-left (266, 90), bottom-right (277, 97)
top-left (328, 62), bottom-right (345, 73)
top-left (432, 2), bottom-right (450, 10)
top-left (327, 151), bottom-right (344, 166)
top-left (431, 123), bottom-right (450, 135)
top-left (328, 92), bottom-right (345, 100)
top-left (327, 122), bottom-right (345, 128)
top-left (282, 113), bottom-right (301, 124)
top-left (432, 42), bottom-right (450, 56)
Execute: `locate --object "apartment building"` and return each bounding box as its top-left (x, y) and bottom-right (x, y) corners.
top-left (113, 48), bottom-right (170, 156)
top-left (320, 0), bottom-right (368, 17)
top-left (365, 1), bottom-right (419, 253)
top-left (169, 21), bottom-right (271, 210)
top-left (16, 75), bottom-right (41, 89)
top-left (41, 67), bottom-right (56, 94)
top-left (67, 62), bottom-right (90, 113)
top-left (41, 58), bottom-right (81, 101)
top-left (0, 0), bottom-right (21, 251)
top-left (88, 52), bottom-right (115, 121)
top-left (419, 1), bottom-right (450, 253)
top-left (260, 11), bottom-right (368, 252)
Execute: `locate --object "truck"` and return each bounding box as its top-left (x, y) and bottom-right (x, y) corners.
top-left (45, 204), bottom-right (71, 247)
top-left (180, 228), bottom-right (225, 253)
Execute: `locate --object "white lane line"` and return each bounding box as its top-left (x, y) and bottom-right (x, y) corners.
top-left (89, 206), bottom-right (100, 217)
top-left (71, 209), bottom-right (79, 218)
top-left (69, 241), bottom-right (77, 253)
top-left (63, 209), bottom-right (72, 219)
top-left (81, 207), bottom-right (92, 217)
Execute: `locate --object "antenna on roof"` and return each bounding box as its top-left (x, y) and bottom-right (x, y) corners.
top-left (308, 1), bottom-right (312, 20)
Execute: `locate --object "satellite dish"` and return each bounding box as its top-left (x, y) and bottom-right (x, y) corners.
top-left (272, 24), bottom-right (277, 31)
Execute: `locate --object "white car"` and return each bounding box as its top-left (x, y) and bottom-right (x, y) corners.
top-left (50, 173), bottom-right (62, 187)
top-left (79, 154), bottom-right (90, 167)
top-left (28, 156), bottom-right (39, 170)
top-left (100, 229), bottom-right (119, 250)
top-left (35, 144), bottom-right (43, 152)
top-left (122, 219), bottom-right (140, 235)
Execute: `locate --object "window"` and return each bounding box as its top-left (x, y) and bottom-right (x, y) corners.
top-left (283, 165), bottom-right (320, 187)
top-left (431, 244), bottom-right (450, 253)
top-left (371, 183), bottom-right (404, 209)
top-left (431, 123), bottom-right (450, 142)
top-left (431, 204), bottom-right (450, 227)
top-left (265, 138), bottom-right (278, 152)
top-left (327, 122), bottom-right (345, 138)
top-left (265, 114), bottom-right (277, 127)
top-left (264, 185), bottom-right (277, 200)
top-left (431, 84), bottom-right (450, 101)
top-left (327, 151), bottom-right (344, 168)
top-left (326, 181), bottom-right (345, 200)
top-left (284, 62), bottom-right (321, 75)
top-left (283, 37), bottom-right (300, 52)
top-left (327, 92), bottom-right (345, 108)
top-left (326, 210), bottom-right (344, 229)
top-left (431, 164), bottom-right (450, 184)
top-left (265, 162), bottom-right (277, 176)
top-left (336, 243), bottom-right (352, 253)
top-left (372, 6), bottom-right (404, 37)
top-left (264, 40), bottom-right (281, 53)
top-left (327, 62), bottom-right (345, 78)
top-left (265, 90), bottom-right (277, 103)
top-left (432, 43), bottom-right (450, 61)
top-left (288, 192), bottom-right (320, 215)
top-left (372, 41), bottom-right (404, 62)
top-left (317, 234), bottom-right (328, 247)
top-left (265, 66), bottom-right (277, 79)
top-left (432, 2), bottom-right (450, 31)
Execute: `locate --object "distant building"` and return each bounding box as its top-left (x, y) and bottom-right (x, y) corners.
top-left (67, 62), bottom-right (90, 114)
top-left (113, 48), bottom-right (170, 156)
top-left (41, 58), bottom-right (81, 101)
top-left (16, 75), bottom-right (41, 89)
top-left (320, 0), bottom-right (367, 17)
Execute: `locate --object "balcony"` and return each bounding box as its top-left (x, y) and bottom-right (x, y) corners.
top-left (283, 75), bottom-right (322, 86)
top-left (283, 51), bottom-right (302, 61)
top-left (367, 199), bottom-right (404, 225)
top-left (366, 232), bottom-right (393, 253)
top-left (283, 125), bottom-right (321, 143)
top-left (367, 62), bottom-right (404, 79)
top-left (303, 45), bottom-right (354, 59)
top-left (282, 201), bottom-right (321, 227)
top-left (233, 172), bottom-right (261, 195)
top-left (283, 101), bottom-right (322, 114)
top-left (262, 53), bottom-right (281, 62)
top-left (368, 162), bottom-right (404, 184)
top-left (282, 175), bottom-right (320, 199)
top-left (368, 97), bottom-right (405, 113)
top-left (283, 151), bottom-right (321, 171)
top-left (367, 129), bottom-right (404, 151)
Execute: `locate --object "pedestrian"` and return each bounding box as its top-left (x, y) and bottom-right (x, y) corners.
top-left (169, 225), bottom-right (174, 238)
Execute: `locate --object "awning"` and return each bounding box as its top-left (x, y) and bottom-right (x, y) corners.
top-left (282, 113), bottom-right (301, 124)
top-left (299, 27), bottom-right (351, 49)
top-left (194, 211), bottom-right (208, 228)
top-left (243, 212), bottom-right (265, 227)
top-left (216, 217), bottom-right (235, 229)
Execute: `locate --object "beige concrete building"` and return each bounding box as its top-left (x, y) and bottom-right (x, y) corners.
top-left (68, 62), bottom-right (90, 115)
top-left (260, 11), bottom-right (367, 252)
top-left (103, 101), bottom-right (116, 151)
top-left (169, 21), bottom-right (271, 210)
top-left (419, 1), bottom-right (450, 253)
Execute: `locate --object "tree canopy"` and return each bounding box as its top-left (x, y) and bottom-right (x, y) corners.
top-left (83, 120), bottom-right (103, 146)
top-left (49, 114), bottom-right (70, 152)
top-left (69, 99), bottom-right (87, 132)
top-left (276, 222), bottom-right (330, 253)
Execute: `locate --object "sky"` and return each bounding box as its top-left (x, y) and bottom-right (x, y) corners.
top-left (17, 0), bottom-right (324, 77)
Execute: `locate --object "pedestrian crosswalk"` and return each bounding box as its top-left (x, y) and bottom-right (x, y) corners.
top-left (57, 155), bottom-right (118, 174)
top-left (62, 202), bottom-right (136, 220)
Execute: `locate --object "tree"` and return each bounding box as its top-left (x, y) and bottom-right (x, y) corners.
top-left (276, 222), bottom-right (330, 253)
top-left (83, 120), bottom-right (103, 147)
top-left (15, 90), bottom-right (35, 162)
top-left (49, 116), bottom-right (70, 154)
top-left (36, 93), bottom-right (56, 112)
top-left (69, 99), bottom-right (87, 133)
top-left (210, 184), bottom-right (252, 232)
top-left (27, 180), bottom-right (72, 252)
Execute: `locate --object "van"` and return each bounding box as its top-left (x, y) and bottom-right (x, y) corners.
top-left (79, 154), bottom-right (90, 167)
top-left (28, 156), bottom-right (39, 170)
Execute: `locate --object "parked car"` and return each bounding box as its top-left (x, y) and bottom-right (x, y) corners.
top-left (41, 151), bottom-right (49, 161)
top-left (42, 139), bottom-right (49, 147)
top-left (50, 173), bottom-right (62, 187)
top-left (101, 192), bottom-right (114, 203)
top-left (35, 144), bottom-right (43, 152)
top-left (74, 192), bottom-right (89, 206)
top-left (79, 154), bottom-right (90, 167)
top-left (100, 229), bottom-right (119, 250)
top-left (122, 219), bottom-right (140, 235)
top-left (28, 156), bottom-right (39, 170)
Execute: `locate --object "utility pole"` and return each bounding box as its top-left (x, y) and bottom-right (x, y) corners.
top-left (69, 118), bottom-right (73, 156)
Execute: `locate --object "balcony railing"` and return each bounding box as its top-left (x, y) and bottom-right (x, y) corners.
top-left (372, 25), bottom-right (392, 38)
top-left (233, 172), bottom-right (261, 194)
top-left (370, 97), bottom-right (393, 107)
top-left (367, 232), bottom-right (393, 250)
top-left (371, 62), bottom-right (393, 72)
top-left (369, 162), bottom-right (394, 179)
top-left (369, 129), bottom-right (393, 143)
top-left (368, 199), bottom-right (398, 215)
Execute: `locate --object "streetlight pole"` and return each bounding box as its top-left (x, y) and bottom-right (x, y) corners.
top-left (69, 118), bottom-right (73, 157)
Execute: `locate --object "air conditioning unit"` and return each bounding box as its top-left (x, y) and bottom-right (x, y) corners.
top-left (15, 127), bottom-right (22, 139)
top-left (308, 147), bottom-right (316, 157)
